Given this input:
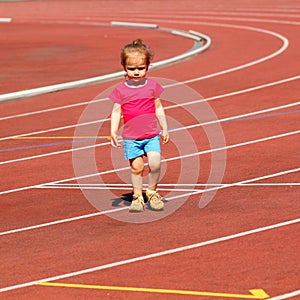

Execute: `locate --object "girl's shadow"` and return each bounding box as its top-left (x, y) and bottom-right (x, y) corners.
top-left (111, 192), bottom-right (147, 207)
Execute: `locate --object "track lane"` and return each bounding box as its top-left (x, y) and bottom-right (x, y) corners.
top-left (1, 1), bottom-right (299, 299)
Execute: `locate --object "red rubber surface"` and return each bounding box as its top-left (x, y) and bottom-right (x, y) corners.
top-left (0, 1), bottom-right (299, 299)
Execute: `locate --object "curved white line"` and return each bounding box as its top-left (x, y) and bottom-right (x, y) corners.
top-left (118, 17), bottom-right (289, 84)
top-left (0, 22), bottom-right (209, 102)
top-left (267, 290), bottom-right (300, 300)
top-left (0, 19), bottom-right (289, 120)
top-left (0, 16), bottom-right (289, 104)
top-left (129, 12), bottom-right (300, 25)
top-left (184, 23), bottom-right (289, 83)
top-left (148, 11), bottom-right (300, 19)
top-left (183, 15), bottom-right (300, 26)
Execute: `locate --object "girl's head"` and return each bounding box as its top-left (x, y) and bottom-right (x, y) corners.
top-left (121, 39), bottom-right (154, 82)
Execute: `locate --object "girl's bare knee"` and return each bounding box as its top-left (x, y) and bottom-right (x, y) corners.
top-left (130, 156), bottom-right (144, 175)
top-left (147, 152), bottom-right (161, 172)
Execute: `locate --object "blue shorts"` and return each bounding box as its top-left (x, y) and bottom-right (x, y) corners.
top-left (122, 135), bottom-right (161, 160)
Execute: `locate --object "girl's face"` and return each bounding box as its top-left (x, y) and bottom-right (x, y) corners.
top-left (125, 53), bottom-right (148, 83)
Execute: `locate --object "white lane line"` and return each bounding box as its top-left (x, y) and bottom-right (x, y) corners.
top-left (1, 98), bottom-right (298, 166)
top-left (1, 129), bottom-right (298, 195)
top-left (174, 23), bottom-right (289, 84)
top-left (0, 140), bottom-right (111, 166)
top-left (0, 23), bottom-right (208, 102)
top-left (1, 128), bottom-right (299, 195)
top-left (0, 217), bottom-right (299, 292)
top-left (139, 14), bottom-right (300, 27)
top-left (157, 11), bottom-right (300, 18)
top-left (37, 182), bottom-right (300, 188)
top-left (182, 15), bottom-right (300, 26)
top-left (267, 290), bottom-right (300, 300)
top-left (105, 17), bottom-right (290, 81)
top-left (1, 74), bottom-right (299, 123)
top-left (0, 97), bottom-right (108, 121)
top-left (0, 117), bottom-right (110, 142)
top-left (0, 207), bottom-right (127, 237)
top-left (36, 181), bottom-right (300, 191)
top-left (1, 167), bottom-right (298, 237)
top-left (173, 77), bottom-right (300, 108)
top-left (168, 168), bottom-right (300, 206)
top-left (1, 100), bottom-right (299, 166)
top-left (0, 90), bottom-right (299, 167)
top-left (0, 17), bottom-right (289, 111)
top-left (0, 18), bottom-right (12, 23)
top-left (38, 186), bottom-right (199, 192)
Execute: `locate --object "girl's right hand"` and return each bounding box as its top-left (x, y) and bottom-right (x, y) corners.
top-left (110, 134), bottom-right (120, 148)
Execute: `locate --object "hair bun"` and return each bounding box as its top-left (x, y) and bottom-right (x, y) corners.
top-left (132, 38), bottom-right (143, 45)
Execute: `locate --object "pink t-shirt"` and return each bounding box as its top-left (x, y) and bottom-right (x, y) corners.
top-left (109, 78), bottom-right (164, 139)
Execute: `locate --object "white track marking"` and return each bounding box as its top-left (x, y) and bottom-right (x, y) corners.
top-left (0, 18), bottom-right (290, 119)
top-left (1, 101), bottom-right (299, 166)
top-left (0, 166), bottom-right (298, 236)
top-left (2, 74), bottom-right (299, 142)
top-left (267, 290), bottom-right (300, 300)
top-left (163, 130), bottom-right (300, 163)
top-left (0, 18), bottom-right (12, 23)
top-left (0, 217), bottom-right (299, 292)
top-left (1, 92), bottom-right (299, 166)
top-left (0, 117), bottom-right (110, 142)
top-left (139, 19), bottom-right (290, 83)
top-left (166, 168), bottom-right (300, 204)
top-left (38, 182), bottom-right (300, 188)
top-left (37, 186), bottom-right (199, 192)
top-left (168, 100), bottom-right (300, 131)
top-left (0, 141), bottom-right (111, 165)
top-left (0, 208), bottom-right (127, 236)
top-left (136, 14), bottom-right (300, 26)
top-left (174, 77), bottom-right (300, 106)
top-left (1, 129), bottom-right (298, 195)
top-left (160, 11), bottom-right (300, 18)
top-left (0, 23), bottom-right (209, 102)
top-left (189, 15), bottom-right (300, 26)
top-left (0, 97), bottom-right (108, 121)
top-left (0, 10), bottom-right (300, 300)
top-left (35, 182), bottom-right (300, 191)
top-left (1, 73), bottom-right (299, 122)
top-left (192, 8), bottom-right (300, 13)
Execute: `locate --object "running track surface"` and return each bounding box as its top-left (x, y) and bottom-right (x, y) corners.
top-left (0, 1), bottom-right (299, 299)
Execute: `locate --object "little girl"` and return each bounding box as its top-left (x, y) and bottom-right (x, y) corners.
top-left (109, 38), bottom-right (169, 212)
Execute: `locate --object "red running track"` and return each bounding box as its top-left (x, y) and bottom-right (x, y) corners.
top-left (0, 1), bottom-right (299, 299)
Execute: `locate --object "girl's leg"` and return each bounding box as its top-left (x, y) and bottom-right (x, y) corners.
top-left (147, 151), bottom-right (161, 190)
top-left (129, 156), bottom-right (144, 196)
top-left (146, 151), bottom-right (164, 210)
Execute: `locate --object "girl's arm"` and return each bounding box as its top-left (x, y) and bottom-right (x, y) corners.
top-left (110, 102), bottom-right (122, 147)
top-left (155, 98), bottom-right (169, 144)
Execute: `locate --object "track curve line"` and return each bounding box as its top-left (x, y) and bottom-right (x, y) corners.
top-left (115, 17), bottom-right (289, 83)
top-left (0, 21), bottom-right (209, 102)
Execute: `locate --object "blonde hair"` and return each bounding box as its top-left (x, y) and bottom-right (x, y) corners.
top-left (121, 38), bottom-right (154, 68)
